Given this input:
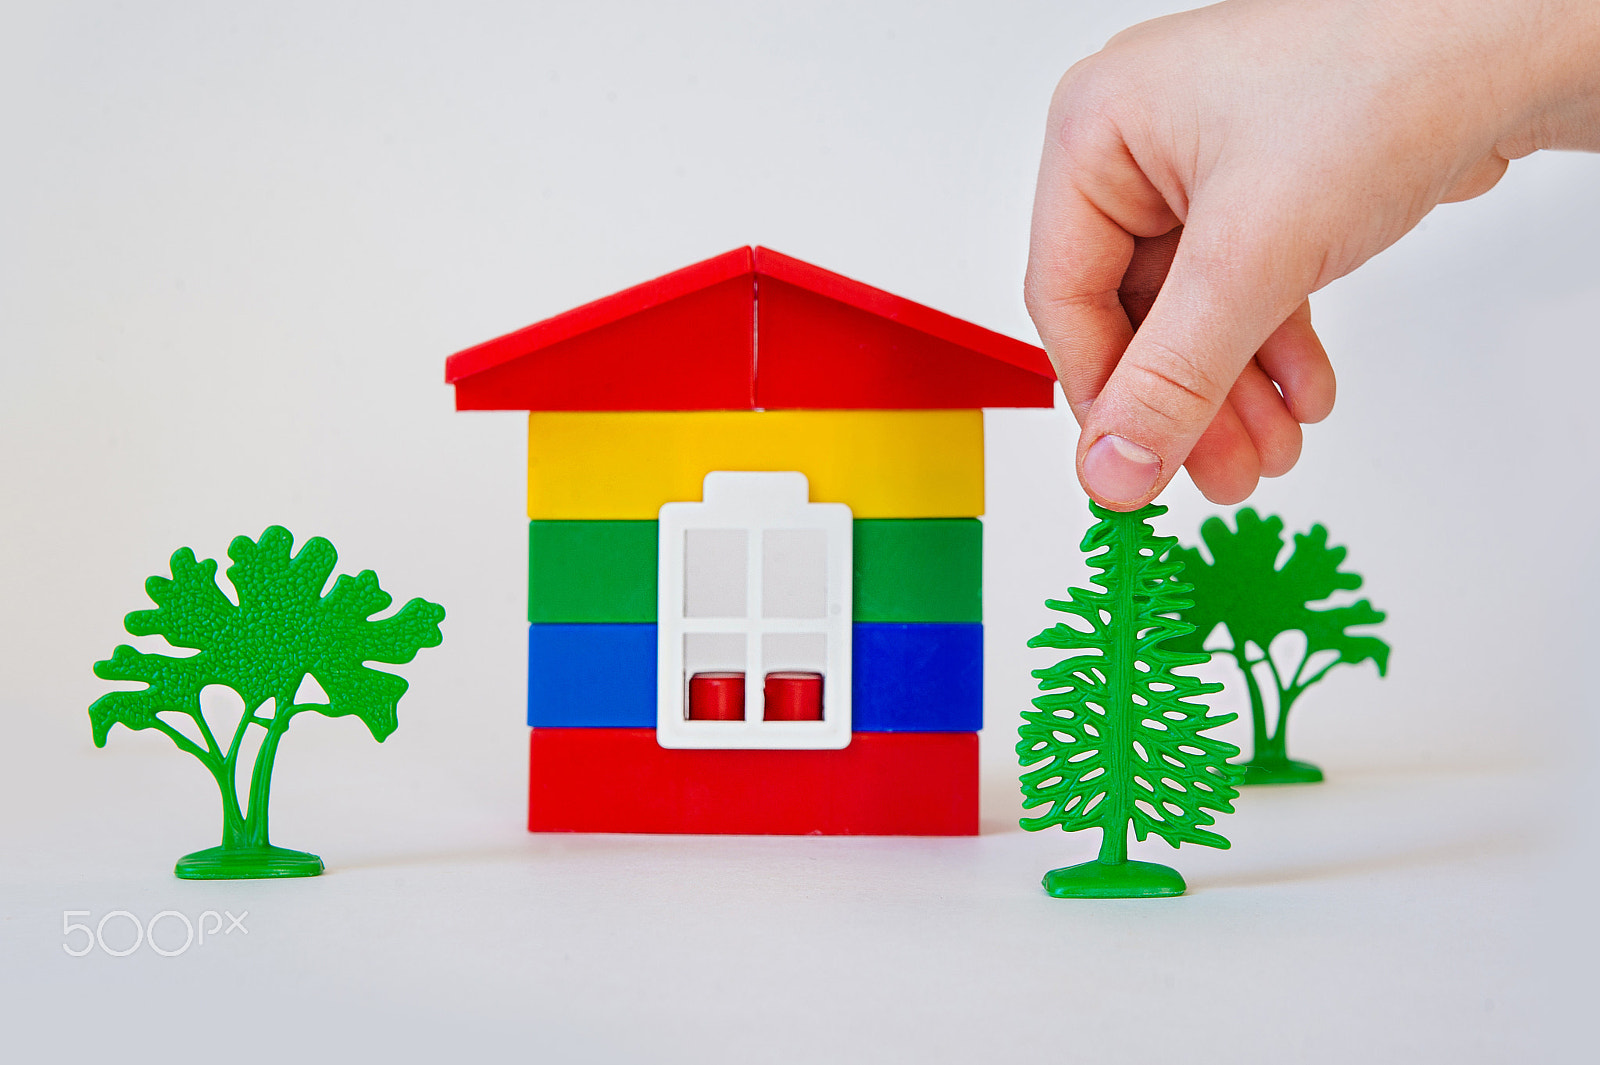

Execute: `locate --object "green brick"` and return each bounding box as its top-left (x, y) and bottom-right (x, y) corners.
top-left (529, 520), bottom-right (658, 623)
top-left (854, 519), bottom-right (981, 622)
top-left (528, 517), bottom-right (981, 624)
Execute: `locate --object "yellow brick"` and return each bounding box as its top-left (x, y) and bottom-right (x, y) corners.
top-left (527, 410), bottom-right (984, 519)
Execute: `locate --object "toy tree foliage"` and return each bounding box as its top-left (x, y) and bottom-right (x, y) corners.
top-left (1168, 508), bottom-right (1388, 784)
top-left (1019, 502), bottom-right (1239, 898)
top-left (90, 526), bottom-right (444, 878)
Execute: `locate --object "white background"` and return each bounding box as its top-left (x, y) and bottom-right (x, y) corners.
top-left (2, 2), bottom-right (1595, 1061)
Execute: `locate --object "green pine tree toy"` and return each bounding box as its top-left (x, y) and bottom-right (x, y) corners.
top-left (89, 526), bottom-right (445, 879)
top-left (1168, 508), bottom-right (1389, 786)
top-left (1019, 501), bottom-right (1241, 899)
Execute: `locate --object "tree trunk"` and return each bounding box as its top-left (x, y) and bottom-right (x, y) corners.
top-left (205, 761), bottom-right (249, 850)
top-left (1233, 647), bottom-right (1270, 762)
top-left (1262, 687), bottom-right (1303, 762)
top-left (243, 712), bottom-right (293, 849)
top-left (1098, 822), bottom-right (1129, 864)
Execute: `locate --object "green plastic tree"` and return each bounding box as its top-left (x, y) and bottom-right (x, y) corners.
top-left (1019, 501), bottom-right (1241, 899)
top-left (1168, 508), bottom-right (1389, 785)
top-left (90, 526), bottom-right (445, 879)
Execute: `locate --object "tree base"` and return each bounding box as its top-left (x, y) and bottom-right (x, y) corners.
top-left (1238, 757), bottom-right (1324, 786)
top-left (1042, 859), bottom-right (1187, 899)
top-left (175, 845), bottom-right (324, 880)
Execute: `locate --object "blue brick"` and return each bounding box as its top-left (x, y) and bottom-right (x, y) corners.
top-left (527, 623), bottom-right (655, 728)
top-left (851, 623), bottom-right (983, 732)
top-left (527, 622), bottom-right (982, 732)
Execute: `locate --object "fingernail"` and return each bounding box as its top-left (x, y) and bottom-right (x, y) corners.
top-left (1083, 435), bottom-right (1161, 504)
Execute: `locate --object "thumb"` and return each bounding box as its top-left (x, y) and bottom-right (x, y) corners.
top-left (1077, 213), bottom-right (1313, 509)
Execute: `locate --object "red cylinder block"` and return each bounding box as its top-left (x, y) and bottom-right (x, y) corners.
top-left (763, 671), bottom-right (824, 720)
top-left (688, 672), bottom-right (745, 720)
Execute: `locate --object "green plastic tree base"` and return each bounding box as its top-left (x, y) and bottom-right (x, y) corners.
top-left (1042, 859), bottom-right (1187, 899)
top-left (1238, 758), bottom-right (1324, 786)
top-left (175, 845), bottom-right (325, 880)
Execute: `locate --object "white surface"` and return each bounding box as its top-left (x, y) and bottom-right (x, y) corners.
top-left (658, 472), bottom-right (852, 746)
top-left (1, 1), bottom-right (1595, 1061)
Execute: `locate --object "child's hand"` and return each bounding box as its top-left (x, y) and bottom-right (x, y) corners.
top-left (1026, 0), bottom-right (1600, 508)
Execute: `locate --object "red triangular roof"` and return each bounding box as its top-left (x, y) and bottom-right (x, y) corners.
top-left (445, 246), bottom-right (1055, 411)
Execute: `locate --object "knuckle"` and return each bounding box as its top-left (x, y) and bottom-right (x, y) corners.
top-left (1123, 341), bottom-right (1228, 422)
top-left (1023, 260), bottom-right (1122, 325)
top-left (1048, 70), bottom-right (1129, 157)
top-left (1021, 269), bottom-right (1050, 317)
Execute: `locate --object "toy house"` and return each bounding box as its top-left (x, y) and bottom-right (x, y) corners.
top-left (445, 247), bottom-right (1055, 835)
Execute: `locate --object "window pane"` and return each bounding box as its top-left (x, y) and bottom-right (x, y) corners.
top-left (762, 528), bottom-right (827, 618)
top-left (684, 529), bottom-right (747, 617)
top-left (763, 632), bottom-right (827, 672)
top-left (685, 632), bottom-right (747, 672)
top-left (762, 633), bottom-right (827, 722)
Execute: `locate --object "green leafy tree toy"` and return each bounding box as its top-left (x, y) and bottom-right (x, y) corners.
top-left (1168, 509), bottom-right (1389, 786)
top-left (1019, 502), bottom-right (1241, 899)
top-left (90, 526), bottom-right (445, 879)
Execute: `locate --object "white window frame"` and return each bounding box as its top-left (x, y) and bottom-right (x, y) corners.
top-left (657, 471), bottom-right (853, 749)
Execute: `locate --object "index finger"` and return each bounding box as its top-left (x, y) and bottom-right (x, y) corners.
top-left (1024, 183), bottom-right (1134, 423)
top-left (1023, 109), bottom-right (1180, 423)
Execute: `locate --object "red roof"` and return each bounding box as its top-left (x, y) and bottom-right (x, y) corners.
top-left (445, 246), bottom-right (1055, 411)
